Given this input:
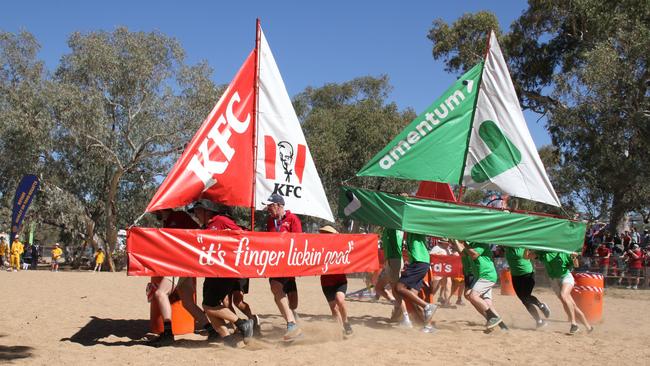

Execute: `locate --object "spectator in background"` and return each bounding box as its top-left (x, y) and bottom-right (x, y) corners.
top-left (643, 248), bottom-right (650, 288)
top-left (93, 248), bottom-right (105, 272)
top-left (22, 243), bottom-right (32, 270)
top-left (51, 243), bottom-right (63, 272)
top-left (642, 229), bottom-right (650, 248)
top-left (631, 227), bottom-right (640, 244)
top-left (0, 236), bottom-right (7, 269)
top-left (596, 242), bottom-right (611, 277)
top-left (620, 244), bottom-right (643, 289)
top-left (31, 242), bottom-right (40, 270)
top-left (622, 231), bottom-right (632, 251)
top-left (10, 238), bottom-right (24, 272)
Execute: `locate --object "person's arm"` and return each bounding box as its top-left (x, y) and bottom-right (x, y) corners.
top-left (570, 252), bottom-right (580, 268)
top-left (524, 249), bottom-right (536, 259)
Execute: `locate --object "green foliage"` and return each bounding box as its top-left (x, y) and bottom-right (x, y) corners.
top-left (428, 0), bottom-right (650, 228)
top-left (295, 76), bottom-right (418, 228)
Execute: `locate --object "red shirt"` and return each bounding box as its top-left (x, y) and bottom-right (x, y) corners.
top-left (320, 274), bottom-right (348, 287)
top-left (628, 249), bottom-right (643, 269)
top-left (266, 210), bottom-right (302, 233)
top-left (596, 246), bottom-right (611, 266)
top-left (164, 211), bottom-right (199, 229)
top-left (207, 215), bottom-right (242, 231)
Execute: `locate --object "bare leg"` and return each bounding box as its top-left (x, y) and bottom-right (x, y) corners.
top-left (288, 290), bottom-right (298, 311)
top-left (270, 280), bottom-right (295, 323)
top-left (154, 278), bottom-right (174, 321)
top-left (232, 290), bottom-right (254, 319)
top-left (177, 280), bottom-right (210, 327)
top-left (334, 291), bottom-right (349, 324)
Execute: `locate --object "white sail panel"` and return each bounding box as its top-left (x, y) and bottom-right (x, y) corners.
top-left (462, 31), bottom-right (561, 207)
top-left (255, 29), bottom-right (334, 221)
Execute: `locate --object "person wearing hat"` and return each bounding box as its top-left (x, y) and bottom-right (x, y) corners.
top-left (50, 243), bottom-right (62, 272)
top-left (10, 238), bottom-right (24, 272)
top-left (263, 193), bottom-right (303, 341)
top-left (318, 225), bottom-right (353, 337)
top-left (148, 209), bottom-right (216, 347)
top-left (190, 200), bottom-right (254, 347)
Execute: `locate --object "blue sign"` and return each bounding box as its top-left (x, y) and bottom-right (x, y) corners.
top-left (10, 175), bottom-right (40, 244)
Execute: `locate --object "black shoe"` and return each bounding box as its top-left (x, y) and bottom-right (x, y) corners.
top-left (568, 324), bottom-right (579, 335)
top-left (252, 315), bottom-right (262, 337)
top-left (539, 303), bottom-right (551, 319)
top-left (149, 332), bottom-right (174, 347)
top-left (222, 335), bottom-right (239, 348)
top-left (206, 326), bottom-right (221, 341)
top-left (236, 319), bottom-right (254, 341)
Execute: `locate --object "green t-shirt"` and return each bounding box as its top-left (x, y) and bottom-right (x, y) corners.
top-left (469, 242), bottom-right (497, 282)
top-left (461, 253), bottom-right (473, 276)
top-left (380, 228), bottom-right (404, 259)
top-left (536, 251), bottom-right (573, 279)
top-left (505, 247), bottom-right (534, 276)
top-left (405, 233), bottom-right (430, 263)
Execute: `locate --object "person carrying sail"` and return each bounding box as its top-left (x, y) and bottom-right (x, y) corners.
top-left (264, 193), bottom-right (304, 341)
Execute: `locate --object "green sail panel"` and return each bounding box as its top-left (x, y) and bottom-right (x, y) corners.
top-left (356, 62), bottom-right (483, 183)
top-left (340, 186), bottom-right (586, 253)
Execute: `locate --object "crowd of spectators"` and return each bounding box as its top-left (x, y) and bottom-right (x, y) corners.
top-left (581, 224), bottom-right (650, 289)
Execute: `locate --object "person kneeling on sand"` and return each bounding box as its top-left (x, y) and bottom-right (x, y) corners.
top-left (394, 232), bottom-right (438, 333)
top-left (192, 200), bottom-right (254, 347)
top-left (318, 225), bottom-right (353, 337)
top-left (526, 250), bottom-right (593, 335)
top-left (149, 209), bottom-right (217, 347)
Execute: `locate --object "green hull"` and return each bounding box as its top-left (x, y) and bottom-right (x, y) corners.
top-left (340, 186), bottom-right (585, 253)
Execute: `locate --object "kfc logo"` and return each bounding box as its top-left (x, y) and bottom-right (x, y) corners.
top-left (264, 135), bottom-right (306, 198)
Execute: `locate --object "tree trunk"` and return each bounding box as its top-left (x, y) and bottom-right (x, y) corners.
top-left (104, 169), bottom-right (123, 272)
top-left (609, 193), bottom-right (627, 234)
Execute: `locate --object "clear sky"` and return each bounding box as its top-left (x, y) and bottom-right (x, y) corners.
top-left (0, 0), bottom-right (551, 147)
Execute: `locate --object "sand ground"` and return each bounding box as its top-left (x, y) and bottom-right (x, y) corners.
top-left (1, 271), bottom-right (649, 365)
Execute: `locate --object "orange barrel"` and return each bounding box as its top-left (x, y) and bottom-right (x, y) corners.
top-left (150, 278), bottom-right (197, 335)
top-left (499, 269), bottom-right (516, 296)
top-left (571, 272), bottom-right (604, 323)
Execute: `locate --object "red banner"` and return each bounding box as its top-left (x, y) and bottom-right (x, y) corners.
top-left (146, 50), bottom-right (257, 212)
top-left (127, 227), bottom-right (379, 277)
top-left (429, 254), bottom-right (463, 277)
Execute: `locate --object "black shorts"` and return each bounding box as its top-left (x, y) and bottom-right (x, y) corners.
top-left (269, 277), bottom-right (297, 294)
top-left (321, 282), bottom-right (348, 302)
top-left (463, 273), bottom-right (475, 288)
top-left (202, 278), bottom-right (237, 307)
top-left (399, 261), bottom-right (430, 291)
top-left (232, 278), bottom-right (250, 294)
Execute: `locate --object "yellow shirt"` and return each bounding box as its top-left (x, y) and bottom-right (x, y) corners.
top-left (11, 241), bottom-right (24, 255)
top-left (51, 247), bottom-right (63, 260)
top-left (95, 251), bottom-right (105, 264)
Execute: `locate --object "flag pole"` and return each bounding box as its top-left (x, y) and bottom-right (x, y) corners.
top-left (457, 29), bottom-right (493, 201)
top-left (251, 18), bottom-right (262, 231)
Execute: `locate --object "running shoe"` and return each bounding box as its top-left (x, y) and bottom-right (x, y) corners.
top-left (236, 319), bottom-right (254, 342)
top-left (149, 332), bottom-right (174, 347)
top-left (422, 325), bottom-right (437, 334)
top-left (283, 322), bottom-right (303, 341)
top-left (398, 318), bottom-right (413, 329)
top-left (539, 303), bottom-right (551, 319)
top-left (486, 316), bottom-right (502, 330)
top-left (423, 304), bottom-right (438, 323)
top-left (343, 322), bottom-right (353, 336)
top-left (568, 324), bottom-right (579, 335)
top-left (536, 319), bottom-right (548, 329)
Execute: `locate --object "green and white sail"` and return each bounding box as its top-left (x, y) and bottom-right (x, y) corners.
top-left (358, 31), bottom-right (560, 207)
top-left (462, 31), bottom-right (560, 206)
top-left (356, 63), bottom-right (483, 183)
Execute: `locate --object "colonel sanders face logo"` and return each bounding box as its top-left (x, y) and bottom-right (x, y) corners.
top-left (278, 141), bottom-right (294, 182)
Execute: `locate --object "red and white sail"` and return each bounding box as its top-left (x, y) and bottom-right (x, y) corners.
top-left (146, 22), bottom-right (333, 222)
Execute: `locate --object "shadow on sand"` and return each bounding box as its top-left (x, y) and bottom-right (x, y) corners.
top-left (61, 316), bottom-right (153, 347)
top-left (0, 345), bottom-right (34, 362)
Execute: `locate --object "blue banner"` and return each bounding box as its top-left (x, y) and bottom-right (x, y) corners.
top-left (10, 175), bottom-right (40, 244)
